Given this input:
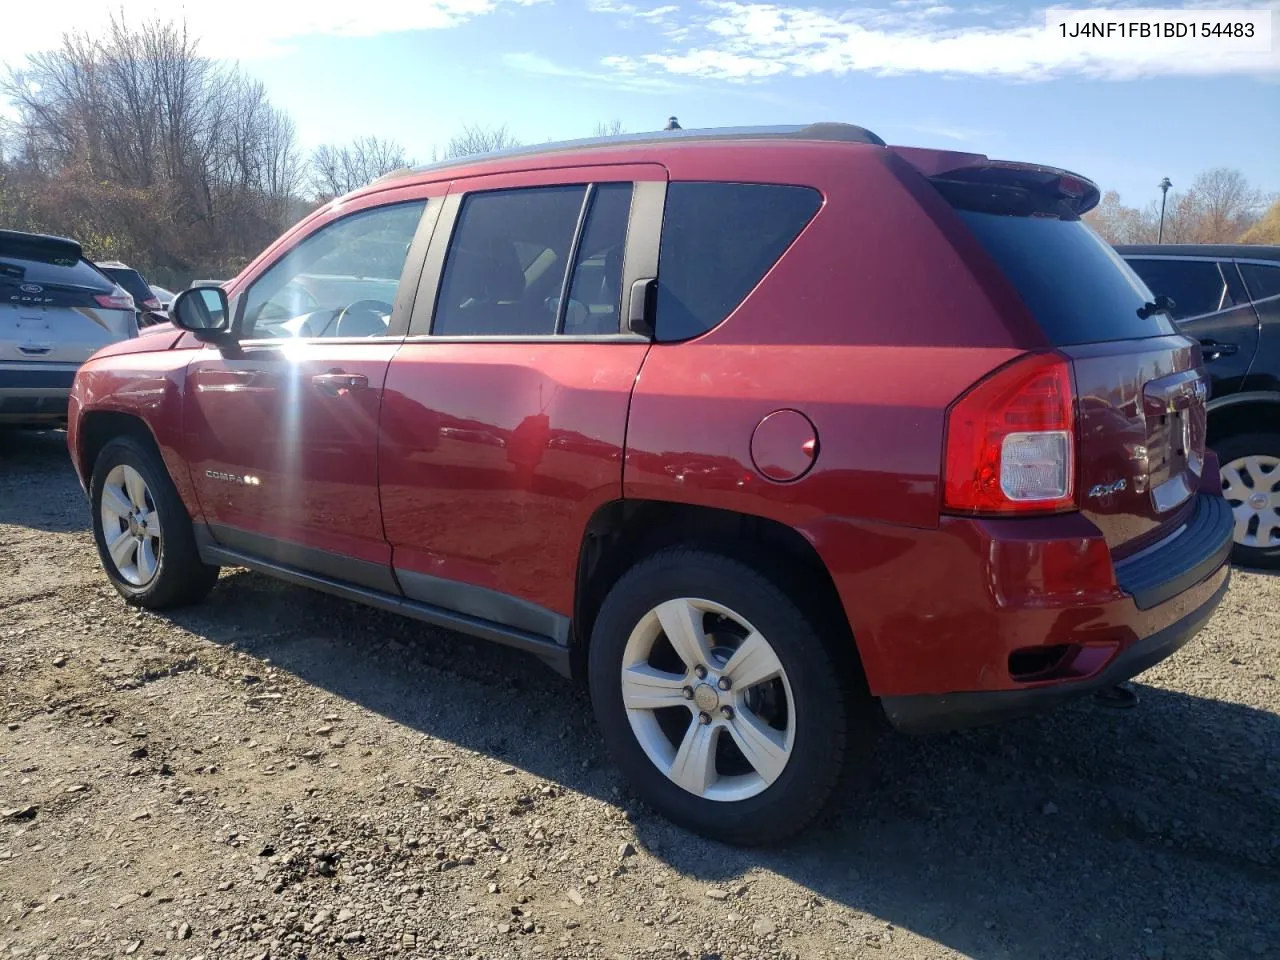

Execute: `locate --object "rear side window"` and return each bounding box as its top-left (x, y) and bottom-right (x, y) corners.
top-left (434, 186), bottom-right (586, 337)
top-left (565, 183), bottom-right (633, 335)
top-left (956, 212), bottom-right (1176, 344)
top-left (1123, 258), bottom-right (1239, 320)
top-left (656, 183), bottom-right (822, 342)
top-left (0, 252), bottom-right (110, 290)
top-left (100, 267), bottom-right (154, 305)
top-left (1240, 263), bottom-right (1280, 302)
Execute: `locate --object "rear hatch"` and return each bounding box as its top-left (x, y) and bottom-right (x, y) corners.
top-left (917, 154), bottom-right (1206, 558)
top-left (1, 232), bottom-right (138, 364)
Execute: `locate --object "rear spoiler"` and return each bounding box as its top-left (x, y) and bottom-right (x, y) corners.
top-left (891, 148), bottom-right (1100, 219)
top-left (0, 229), bottom-right (84, 264)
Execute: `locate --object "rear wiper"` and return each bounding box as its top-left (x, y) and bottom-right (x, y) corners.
top-left (1137, 294), bottom-right (1175, 320)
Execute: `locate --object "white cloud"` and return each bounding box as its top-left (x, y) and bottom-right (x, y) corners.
top-left (0, 0), bottom-right (546, 63)
top-left (603, 1), bottom-right (1280, 83)
top-left (504, 51), bottom-right (681, 90)
top-left (588, 0), bottom-right (678, 17)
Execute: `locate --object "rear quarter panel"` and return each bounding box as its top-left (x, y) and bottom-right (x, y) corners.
top-left (625, 144), bottom-right (1042, 690)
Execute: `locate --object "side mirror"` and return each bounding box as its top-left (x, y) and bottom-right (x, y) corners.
top-left (171, 286), bottom-right (231, 342)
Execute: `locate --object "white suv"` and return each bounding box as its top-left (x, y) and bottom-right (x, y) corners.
top-left (1, 230), bottom-right (138, 425)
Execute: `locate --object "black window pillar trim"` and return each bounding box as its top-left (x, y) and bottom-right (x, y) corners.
top-left (388, 196), bottom-right (445, 339)
top-left (408, 190), bottom-right (462, 338)
top-left (555, 185), bottom-right (596, 335)
top-left (620, 180), bottom-right (666, 338)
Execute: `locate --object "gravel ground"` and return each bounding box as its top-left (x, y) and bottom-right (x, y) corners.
top-left (1, 428), bottom-right (1277, 960)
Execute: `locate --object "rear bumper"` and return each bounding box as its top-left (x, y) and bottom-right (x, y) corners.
top-left (0, 362), bottom-right (78, 421)
top-left (881, 568), bottom-right (1229, 733)
top-left (807, 485), bottom-right (1235, 732)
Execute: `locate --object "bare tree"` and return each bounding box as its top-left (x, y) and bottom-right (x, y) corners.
top-left (442, 123), bottom-right (521, 160)
top-left (592, 119), bottom-right (625, 138)
top-left (1, 15), bottom-right (307, 285)
top-left (1084, 169), bottom-right (1271, 246)
top-left (1085, 190), bottom-right (1156, 244)
top-left (309, 136), bottom-right (410, 199)
top-left (1186, 168), bottom-right (1268, 242)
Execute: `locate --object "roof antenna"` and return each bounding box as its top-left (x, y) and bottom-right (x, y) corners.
top-left (664, 116), bottom-right (681, 131)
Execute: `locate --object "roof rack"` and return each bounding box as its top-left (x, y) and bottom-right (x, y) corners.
top-left (369, 122), bottom-right (885, 187)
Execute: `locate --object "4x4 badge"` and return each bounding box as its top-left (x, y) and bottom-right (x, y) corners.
top-left (1087, 478), bottom-right (1127, 498)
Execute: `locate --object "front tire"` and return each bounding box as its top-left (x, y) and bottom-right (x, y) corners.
top-left (588, 547), bottom-right (863, 845)
top-left (1216, 432), bottom-right (1280, 570)
top-left (90, 435), bottom-right (219, 608)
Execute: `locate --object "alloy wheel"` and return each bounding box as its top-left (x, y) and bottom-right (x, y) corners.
top-left (1221, 455), bottom-right (1280, 549)
top-left (620, 597), bottom-right (795, 802)
top-left (100, 464), bottom-right (163, 586)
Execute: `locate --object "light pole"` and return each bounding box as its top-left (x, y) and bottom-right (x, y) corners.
top-left (1157, 177), bottom-right (1172, 243)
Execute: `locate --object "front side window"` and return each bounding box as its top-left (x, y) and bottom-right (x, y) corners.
top-left (241, 200), bottom-right (426, 339)
top-left (1124, 258), bottom-right (1238, 321)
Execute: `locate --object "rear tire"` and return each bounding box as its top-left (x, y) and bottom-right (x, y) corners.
top-left (588, 547), bottom-right (867, 845)
top-left (1215, 432), bottom-right (1280, 570)
top-left (90, 435), bottom-right (219, 608)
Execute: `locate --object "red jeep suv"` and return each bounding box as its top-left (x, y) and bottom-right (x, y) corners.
top-left (67, 123), bottom-right (1233, 844)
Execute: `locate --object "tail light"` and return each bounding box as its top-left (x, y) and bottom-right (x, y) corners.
top-left (94, 286), bottom-right (135, 311)
top-left (943, 352), bottom-right (1076, 515)
top-left (141, 296), bottom-right (162, 311)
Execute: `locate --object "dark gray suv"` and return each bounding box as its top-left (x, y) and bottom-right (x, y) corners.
top-left (1118, 244), bottom-right (1280, 569)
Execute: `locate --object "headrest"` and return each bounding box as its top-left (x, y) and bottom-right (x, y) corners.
top-left (445, 237), bottom-right (526, 304)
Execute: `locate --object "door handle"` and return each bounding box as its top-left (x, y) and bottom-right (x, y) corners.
top-left (312, 372), bottom-right (369, 396)
top-left (1199, 339), bottom-right (1239, 363)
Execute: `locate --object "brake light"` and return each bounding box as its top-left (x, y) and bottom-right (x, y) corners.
top-left (94, 286), bottom-right (135, 310)
top-left (142, 296), bottom-right (162, 311)
top-left (943, 352), bottom-right (1076, 514)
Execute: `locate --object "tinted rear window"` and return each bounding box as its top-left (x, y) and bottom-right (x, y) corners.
top-left (656, 182), bottom-right (821, 342)
top-left (1241, 262), bottom-right (1280, 302)
top-left (1123, 258), bottom-right (1237, 320)
top-left (100, 267), bottom-right (154, 304)
top-left (957, 212), bottom-right (1177, 345)
top-left (0, 252), bottom-right (110, 290)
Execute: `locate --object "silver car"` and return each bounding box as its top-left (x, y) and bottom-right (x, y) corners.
top-left (1, 230), bottom-right (139, 425)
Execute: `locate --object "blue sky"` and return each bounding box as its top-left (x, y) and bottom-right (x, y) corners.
top-left (3, 1), bottom-right (1278, 207)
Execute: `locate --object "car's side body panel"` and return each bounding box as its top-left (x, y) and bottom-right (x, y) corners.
top-left (184, 340), bottom-right (404, 581)
top-left (379, 163), bottom-right (664, 628)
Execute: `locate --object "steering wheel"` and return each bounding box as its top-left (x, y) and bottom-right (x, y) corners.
top-left (332, 299), bottom-right (394, 338)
